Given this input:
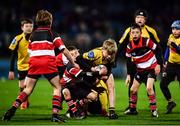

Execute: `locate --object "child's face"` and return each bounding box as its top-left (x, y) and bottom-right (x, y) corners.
top-left (70, 49), bottom-right (80, 61)
top-left (21, 23), bottom-right (33, 34)
top-left (172, 28), bottom-right (180, 38)
top-left (102, 49), bottom-right (112, 61)
top-left (130, 28), bottom-right (141, 41)
top-left (135, 15), bottom-right (146, 27)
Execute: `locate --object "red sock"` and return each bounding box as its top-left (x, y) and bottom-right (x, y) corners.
top-left (149, 94), bottom-right (157, 111)
top-left (13, 92), bottom-right (28, 108)
top-left (129, 94), bottom-right (137, 109)
top-left (52, 95), bottom-right (62, 114)
top-left (66, 99), bottom-right (77, 113)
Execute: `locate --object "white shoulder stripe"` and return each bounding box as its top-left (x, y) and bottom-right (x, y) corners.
top-left (152, 43), bottom-right (157, 50)
top-left (53, 37), bottom-right (62, 43)
top-left (146, 38), bottom-right (150, 46)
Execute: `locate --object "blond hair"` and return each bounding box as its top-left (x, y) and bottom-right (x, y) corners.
top-left (102, 38), bottom-right (117, 63)
top-left (35, 10), bottom-right (52, 27)
top-left (103, 38), bottom-right (117, 55)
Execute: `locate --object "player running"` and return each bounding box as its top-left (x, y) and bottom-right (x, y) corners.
top-left (2, 10), bottom-right (78, 122)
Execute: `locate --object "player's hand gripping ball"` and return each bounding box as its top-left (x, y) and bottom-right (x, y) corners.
top-left (94, 65), bottom-right (108, 75)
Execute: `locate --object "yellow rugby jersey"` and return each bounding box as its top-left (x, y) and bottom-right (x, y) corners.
top-left (119, 25), bottom-right (160, 44)
top-left (9, 33), bottom-right (29, 71)
top-left (83, 47), bottom-right (112, 66)
top-left (167, 34), bottom-right (180, 64)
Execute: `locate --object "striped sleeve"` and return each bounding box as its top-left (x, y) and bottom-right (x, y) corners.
top-left (125, 44), bottom-right (131, 57)
top-left (146, 39), bottom-right (157, 50)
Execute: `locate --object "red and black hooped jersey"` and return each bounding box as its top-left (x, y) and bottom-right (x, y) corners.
top-left (126, 37), bottom-right (157, 70)
top-left (28, 27), bottom-right (65, 74)
top-left (60, 63), bottom-right (82, 86)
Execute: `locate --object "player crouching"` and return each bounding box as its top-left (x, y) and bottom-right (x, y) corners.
top-left (60, 46), bottom-right (107, 119)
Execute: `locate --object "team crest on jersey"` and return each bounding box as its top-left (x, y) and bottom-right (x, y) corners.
top-left (88, 51), bottom-right (94, 59)
top-left (11, 38), bottom-right (16, 45)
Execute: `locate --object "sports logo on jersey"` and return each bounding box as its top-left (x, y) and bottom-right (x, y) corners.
top-left (11, 38), bottom-right (16, 45)
top-left (88, 51), bottom-right (94, 59)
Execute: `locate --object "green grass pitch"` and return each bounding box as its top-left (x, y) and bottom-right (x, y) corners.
top-left (0, 79), bottom-right (179, 125)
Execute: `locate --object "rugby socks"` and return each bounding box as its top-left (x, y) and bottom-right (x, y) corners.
top-left (148, 94), bottom-right (157, 111)
top-left (52, 95), bottom-right (62, 114)
top-left (66, 99), bottom-right (77, 114)
top-left (129, 93), bottom-right (137, 110)
top-left (76, 99), bottom-right (84, 107)
top-left (12, 92), bottom-right (28, 108)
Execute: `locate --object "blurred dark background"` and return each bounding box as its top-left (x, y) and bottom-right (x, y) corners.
top-left (0, 0), bottom-right (179, 78)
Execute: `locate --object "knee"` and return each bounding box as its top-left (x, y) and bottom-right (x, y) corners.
top-left (160, 79), bottom-right (168, 89)
top-left (146, 87), bottom-right (153, 93)
top-left (23, 87), bottom-right (33, 95)
top-left (130, 88), bottom-right (137, 95)
top-left (87, 92), bottom-right (98, 101)
top-left (62, 88), bottom-right (71, 100)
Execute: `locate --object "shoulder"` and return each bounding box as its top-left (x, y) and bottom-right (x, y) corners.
top-left (145, 25), bottom-right (157, 33)
top-left (125, 27), bottom-right (131, 32)
top-left (9, 33), bottom-right (23, 47)
top-left (15, 33), bottom-right (24, 41)
top-left (142, 37), bottom-right (152, 44)
top-left (167, 34), bottom-right (174, 45)
top-left (119, 27), bottom-right (131, 44)
top-left (83, 47), bottom-right (102, 59)
top-left (168, 34), bottom-right (173, 39)
top-left (51, 30), bottom-right (60, 38)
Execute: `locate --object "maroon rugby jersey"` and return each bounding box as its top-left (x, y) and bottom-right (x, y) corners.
top-left (28, 27), bottom-right (65, 74)
top-left (60, 63), bottom-right (82, 86)
top-left (126, 37), bottom-right (157, 71)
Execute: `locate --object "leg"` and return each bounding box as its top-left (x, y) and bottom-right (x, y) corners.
top-left (146, 78), bottom-right (158, 117)
top-left (19, 79), bottom-right (28, 109)
top-left (62, 88), bottom-right (78, 115)
top-left (106, 74), bottom-right (118, 119)
top-left (160, 76), bottom-right (173, 101)
top-left (18, 71), bottom-right (29, 109)
top-left (2, 77), bottom-right (37, 121)
top-left (97, 80), bottom-right (109, 116)
top-left (125, 73), bottom-right (135, 111)
top-left (160, 63), bottom-right (177, 114)
top-left (48, 75), bottom-right (64, 122)
top-left (86, 91), bottom-right (98, 101)
top-left (125, 79), bottom-right (140, 115)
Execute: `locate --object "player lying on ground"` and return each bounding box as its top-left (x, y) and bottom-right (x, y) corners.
top-left (60, 46), bottom-right (108, 119)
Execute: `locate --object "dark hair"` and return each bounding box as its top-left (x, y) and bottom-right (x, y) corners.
top-left (134, 9), bottom-right (148, 18)
top-left (35, 10), bottom-right (52, 27)
top-left (130, 23), bottom-right (141, 31)
top-left (67, 46), bottom-right (78, 51)
top-left (20, 18), bottom-right (33, 26)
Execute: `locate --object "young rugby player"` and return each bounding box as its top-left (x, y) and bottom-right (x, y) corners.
top-left (8, 18), bottom-right (33, 109)
top-left (2, 10), bottom-right (78, 122)
top-left (77, 39), bottom-right (118, 119)
top-left (160, 20), bottom-right (180, 114)
top-left (118, 9), bottom-right (162, 111)
top-left (124, 24), bottom-right (161, 117)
